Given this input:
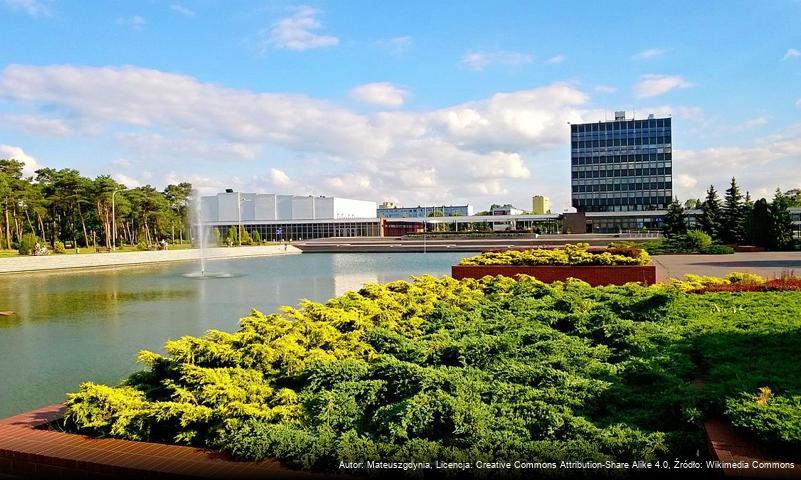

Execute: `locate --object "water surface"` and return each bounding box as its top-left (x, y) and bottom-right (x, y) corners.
top-left (0, 252), bottom-right (470, 417)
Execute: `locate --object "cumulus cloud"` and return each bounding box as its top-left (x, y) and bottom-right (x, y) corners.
top-left (258, 6), bottom-right (338, 52)
top-left (2, 114), bottom-right (74, 136)
top-left (170, 4), bottom-right (195, 17)
top-left (349, 82), bottom-right (409, 108)
top-left (0, 64), bottom-right (590, 206)
top-left (269, 168), bottom-right (291, 186)
top-left (0, 145), bottom-right (41, 177)
top-left (781, 48), bottom-right (800, 61)
top-left (3, 0), bottom-right (49, 16)
top-left (111, 173), bottom-right (142, 188)
top-left (460, 50), bottom-right (533, 71)
top-left (634, 74), bottom-right (694, 98)
top-left (633, 48), bottom-right (667, 60)
top-left (673, 124), bottom-right (801, 200)
top-left (676, 173), bottom-right (698, 189)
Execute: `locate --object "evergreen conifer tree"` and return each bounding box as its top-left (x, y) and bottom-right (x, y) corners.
top-left (769, 189), bottom-right (794, 250)
top-left (699, 185), bottom-right (722, 240)
top-left (721, 177), bottom-right (744, 244)
top-left (661, 198), bottom-right (687, 237)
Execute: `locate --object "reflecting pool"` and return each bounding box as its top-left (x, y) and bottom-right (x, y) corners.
top-left (0, 252), bottom-right (471, 417)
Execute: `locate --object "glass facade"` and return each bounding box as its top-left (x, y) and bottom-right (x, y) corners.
top-left (571, 116), bottom-right (672, 212)
top-left (214, 221), bottom-right (380, 242)
top-left (377, 205), bottom-right (473, 218)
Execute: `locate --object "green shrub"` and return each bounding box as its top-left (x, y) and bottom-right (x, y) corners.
top-left (62, 275), bottom-right (801, 472)
top-left (726, 388), bottom-right (801, 448)
top-left (700, 244), bottom-right (735, 254)
top-left (460, 243), bottom-right (651, 266)
top-left (53, 241), bottom-right (66, 254)
top-left (136, 241), bottom-right (149, 251)
top-left (684, 230), bottom-right (712, 250)
top-left (251, 230), bottom-right (261, 244)
top-left (240, 228), bottom-right (252, 245)
top-left (17, 233), bottom-right (38, 255)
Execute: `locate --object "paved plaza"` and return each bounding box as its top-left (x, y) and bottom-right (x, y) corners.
top-left (652, 251), bottom-right (801, 281)
top-left (0, 245), bottom-right (302, 274)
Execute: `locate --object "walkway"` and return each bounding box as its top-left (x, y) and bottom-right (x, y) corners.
top-left (652, 252), bottom-right (801, 281)
top-left (0, 404), bottom-right (331, 479)
top-left (0, 245), bottom-right (302, 274)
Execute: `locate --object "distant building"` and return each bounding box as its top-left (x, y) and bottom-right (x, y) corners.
top-left (490, 204), bottom-right (523, 231)
top-left (377, 204), bottom-right (474, 218)
top-left (571, 111), bottom-right (673, 213)
top-left (532, 196), bottom-right (551, 215)
top-left (490, 204), bottom-right (524, 216)
top-left (200, 191), bottom-right (378, 241)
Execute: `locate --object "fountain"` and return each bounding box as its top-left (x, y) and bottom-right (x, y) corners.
top-left (183, 190), bottom-right (237, 279)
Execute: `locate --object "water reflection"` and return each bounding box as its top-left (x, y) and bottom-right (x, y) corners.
top-left (0, 252), bottom-right (470, 417)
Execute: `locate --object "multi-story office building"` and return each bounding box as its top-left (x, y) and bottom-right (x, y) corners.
top-left (377, 204), bottom-right (474, 218)
top-left (571, 111), bottom-right (673, 213)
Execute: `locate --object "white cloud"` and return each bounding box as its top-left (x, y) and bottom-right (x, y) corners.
top-left (111, 173), bottom-right (142, 188)
top-left (2, 114), bottom-right (74, 136)
top-left (733, 115), bottom-right (768, 132)
top-left (594, 85), bottom-right (617, 94)
top-left (0, 64), bottom-right (590, 207)
top-left (0, 145), bottom-right (41, 177)
top-left (258, 6), bottom-right (338, 52)
top-left (634, 74), bottom-right (694, 98)
top-left (633, 48), bottom-right (667, 60)
top-left (269, 168), bottom-right (291, 186)
top-left (797, 98), bottom-right (801, 108)
top-left (349, 82), bottom-right (410, 108)
top-left (111, 158), bottom-right (131, 168)
top-left (781, 48), bottom-right (800, 61)
top-left (375, 36), bottom-right (412, 54)
top-left (545, 54), bottom-right (566, 64)
top-left (673, 124), bottom-right (801, 200)
top-left (170, 4), bottom-right (195, 17)
top-left (460, 50), bottom-right (533, 71)
top-left (3, 0), bottom-right (49, 16)
top-left (117, 15), bottom-right (145, 30)
top-left (677, 174), bottom-right (698, 189)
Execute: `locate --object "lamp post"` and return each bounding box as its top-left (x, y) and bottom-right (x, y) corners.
top-left (111, 188), bottom-right (124, 251)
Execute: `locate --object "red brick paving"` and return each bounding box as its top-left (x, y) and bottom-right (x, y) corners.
top-left (0, 403), bottom-right (341, 479)
top-left (704, 419), bottom-right (800, 478)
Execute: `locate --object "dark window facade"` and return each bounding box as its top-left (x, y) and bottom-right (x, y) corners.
top-left (570, 116), bottom-right (673, 212)
top-left (213, 221), bottom-right (380, 242)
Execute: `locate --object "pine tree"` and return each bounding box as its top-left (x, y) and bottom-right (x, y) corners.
top-left (699, 185), bottom-right (722, 240)
top-left (769, 189), bottom-right (794, 250)
top-left (741, 191), bottom-right (755, 245)
top-left (750, 198), bottom-right (771, 248)
top-left (721, 177), bottom-right (745, 244)
top-left (661, 198), bottom-right (687, 237)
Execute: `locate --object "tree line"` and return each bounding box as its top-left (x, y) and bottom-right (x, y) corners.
top-left (663, 178), bottom-right (800, 250)
top-left (0, 158), bottom-right (192, 251)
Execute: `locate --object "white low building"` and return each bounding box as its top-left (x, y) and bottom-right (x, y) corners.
top-left (199, 191), bottom-right (379, 241)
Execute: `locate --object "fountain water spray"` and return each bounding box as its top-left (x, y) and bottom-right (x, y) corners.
top-left (192, 191), bottom-right (208, 276)
top-left (185, 190), bottom-right (238, 279)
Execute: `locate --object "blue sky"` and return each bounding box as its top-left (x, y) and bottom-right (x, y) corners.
top-left (1, 0), bottom-right (800, 211)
